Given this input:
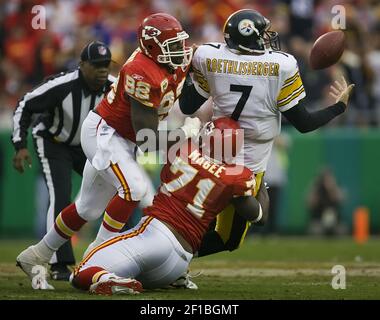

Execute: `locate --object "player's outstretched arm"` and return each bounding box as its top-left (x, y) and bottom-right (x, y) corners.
top-left (282, 76), bottom-right (354, 133)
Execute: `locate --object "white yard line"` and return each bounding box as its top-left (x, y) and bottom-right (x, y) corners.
top-left (191, 267), bottom-right (380, 277)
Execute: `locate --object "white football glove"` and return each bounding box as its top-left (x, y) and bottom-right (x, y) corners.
top-left (180, 117), bottom-right (201, 139)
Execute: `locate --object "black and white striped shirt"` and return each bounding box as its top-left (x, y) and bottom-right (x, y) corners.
top-left (12, 69), bottom-right (115, 150)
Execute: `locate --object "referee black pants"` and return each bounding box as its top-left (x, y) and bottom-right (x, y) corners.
top-left (33, 136), bottom-right (86, 265)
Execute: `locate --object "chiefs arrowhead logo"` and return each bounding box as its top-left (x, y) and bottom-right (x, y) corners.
top-left (142, 26), bottom-right (161, 40)
top-left (132, 74), bottom-right (144, 80)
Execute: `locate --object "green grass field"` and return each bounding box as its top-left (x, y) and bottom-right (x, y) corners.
top-left (1, 237), bottom-right (380, 300)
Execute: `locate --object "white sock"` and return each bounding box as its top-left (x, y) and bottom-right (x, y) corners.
top-left (98, 272), bottom-right (118, 282)
top-left (42, 226), bottom-right (68, 253)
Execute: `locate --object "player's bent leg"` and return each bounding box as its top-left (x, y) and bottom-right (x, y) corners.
top-left (196, 230), bottom-right (225, 257)
top-left (197, 204), bottom-right (250, 256)
top-left (75, 160), bottom-right (119, 222)
top-left (78, 218), bottom-right (151, 279)
top-left (170, 206), bottom-right (250, 287)
top-left (82, 114), bottom-right (150, 247)
top-left (71, 266), bottom-right (142, 295)
top-left (71, 266), bottom-right (106, 290)
top-left (95, 194), bottom-right (139, 242)
top-left (45, 203), bottom-right (86, 282)
top-left (197, 173), bottom-right (264, 257)
top-left (45, 203), bottom-right (87, 253)
top-left (84, 194), bottom-right (139, 258)
top-left (16, 202), bottom-right (86, 288)
top-left (182, 209), bottom-right (250, 289)
top-left (136, 219), bottom-right (193, 289)
top-left (223, 212), bottom-right (251, 251)
top-left (73, 218), bottom-right (158, 294)
top-left (17, 160), bottom-right (116, 285)
top-left (197, 206), bottom-right (252, 255)
top-left (84, 216), bottom-right (193, 290)
top-left (92, 159), bottom-right (147, 244)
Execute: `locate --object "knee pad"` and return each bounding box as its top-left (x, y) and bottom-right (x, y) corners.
top-left (75, 199), bottom-right (104, 221)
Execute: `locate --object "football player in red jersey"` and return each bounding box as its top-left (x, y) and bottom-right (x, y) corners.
top-left (16, 13), bottom-right (201, 289)
top-left (70, 117), bottom-right (268, 295)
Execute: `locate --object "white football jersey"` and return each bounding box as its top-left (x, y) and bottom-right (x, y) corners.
top-left (192, 42), bottom-right (306, 173)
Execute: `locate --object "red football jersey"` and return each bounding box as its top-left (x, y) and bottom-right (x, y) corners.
top-left (144, 140), bottom-right (255, 252)
top-left (96, 49), bottom-right (188, 142)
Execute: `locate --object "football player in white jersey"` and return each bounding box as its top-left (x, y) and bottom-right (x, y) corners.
top-left (179, 9), bottom-right (354, 257)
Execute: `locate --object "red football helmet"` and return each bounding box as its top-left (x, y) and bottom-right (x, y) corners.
top-left (197, 117), bottom-right (244, 164)
top-left (138, 13), bottom-right (193, 69)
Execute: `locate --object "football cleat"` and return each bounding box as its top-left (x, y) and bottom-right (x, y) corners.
top-left (50, 263), bottom-right (72, 281)
top-left (89, 277), bottom-right (143, 295)
top-left (169, 271), bottom-right (200, 290)
top-left (16, 245), bottom-right (54, 290)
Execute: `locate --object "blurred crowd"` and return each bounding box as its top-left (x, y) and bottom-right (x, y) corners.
top-left (1, 0), bottom-right (380, 129)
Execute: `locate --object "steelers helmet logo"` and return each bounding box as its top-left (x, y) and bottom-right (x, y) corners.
top-left (98, 46), bottom-right (107, 55)
top-left (238, 19), bottom-right (259, 37)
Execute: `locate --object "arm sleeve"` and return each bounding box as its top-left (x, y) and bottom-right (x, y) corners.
top-left (178, 74), bottom-right (208, 115)
top-left (12, 81), bottom-right (58, 150)
top-left (282, 100), bottom-right (346, 133)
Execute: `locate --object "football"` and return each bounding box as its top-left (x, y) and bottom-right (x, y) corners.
top-left (309, 30), bottom-right (346, 70)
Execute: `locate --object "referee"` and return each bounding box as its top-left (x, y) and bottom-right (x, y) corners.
top-left (11, 41), bottom-right (115, 281)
